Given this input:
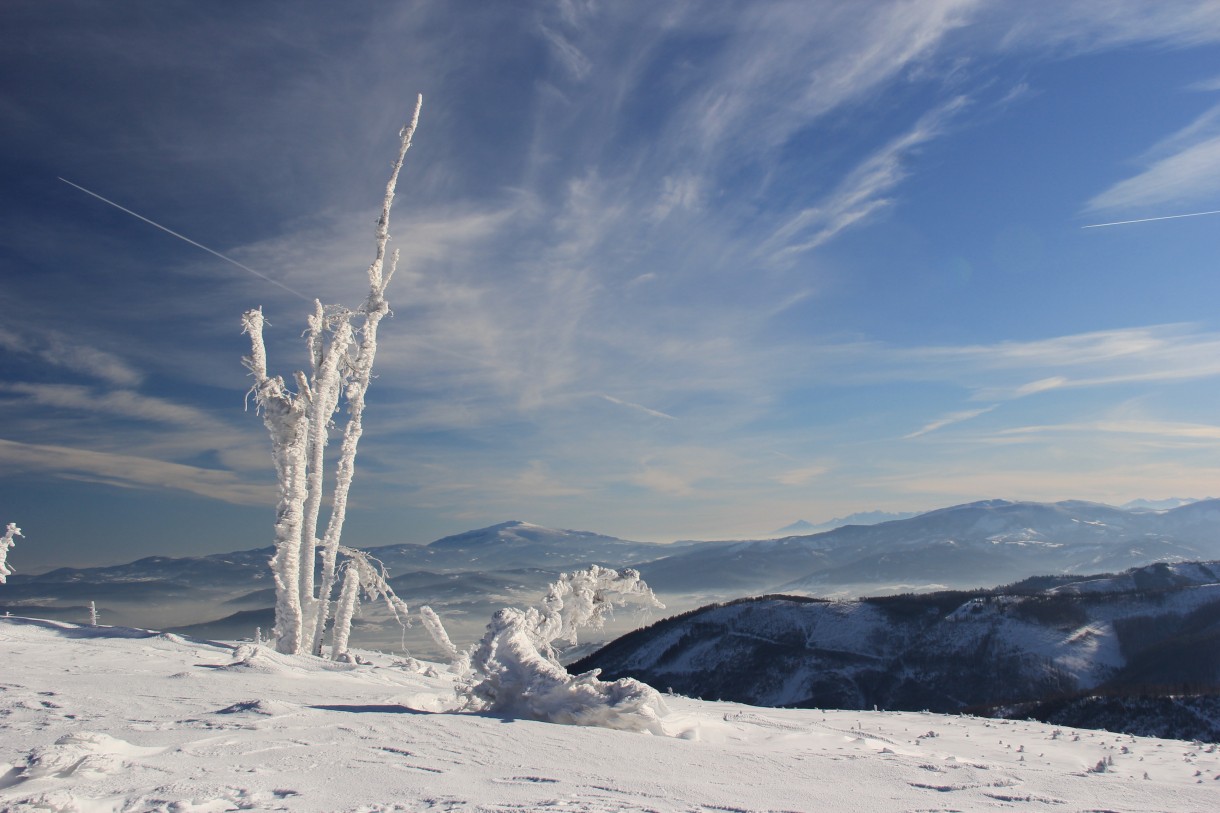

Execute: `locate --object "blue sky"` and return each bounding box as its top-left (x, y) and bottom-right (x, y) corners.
top-left (4, 1), bottom-right (1220, 570)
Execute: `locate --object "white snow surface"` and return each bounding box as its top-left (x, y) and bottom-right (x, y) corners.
top-left (2, 617), bottom-right (1218, 812)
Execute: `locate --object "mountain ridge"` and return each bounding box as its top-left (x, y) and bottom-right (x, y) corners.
top-left (572, 559), bottom-right (1220, 725)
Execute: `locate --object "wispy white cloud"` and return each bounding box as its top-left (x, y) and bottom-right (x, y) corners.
top-left (1190, 75), bottom-right (1220, 92)
top-left (0, 438), bottom-right (273, 505)
top-left (1087, 103), bottom-right (1220, 213)
top-left (878, 461), bottom-right (1220, 506)
top-left (1001, 419), bottom-right (1220, 443)
top-left (1011, 377), bottom-right (1069, 398)
top-left (630, 466), bottom-right (697, 497)
top-left (896, 324), bottom-right (1220, 396)
top-left (992, 1), bottom-right (1220, 53)
top-left (674, 0), bottom-right (976, 160)
top-left (904, 405), bottom-right (997, 439)
top-left (627, 447), bottom-right (745, 498)
top-left (0, 382), bottom-right (224, 430)
top-left (649, 174), bottom-right (703, 222)
top-left (513, 459), bottom-right (588, 498)
top-left (1088, 140), bottom-right (1220, 214)
top-left (0, 327), bottom-right (142, 387)
top-left (539, 25), bottom-right (592, 81)
top-left (773, 463), bottom-right (832, 486)
top-left (763, 96), bottom-right (969, 262)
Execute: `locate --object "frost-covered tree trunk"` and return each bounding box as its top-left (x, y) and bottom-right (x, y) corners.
top-left (330, 565), bottom-right (361, 659)
top-left (243, 96), bottom-right (422, 656)
top-left (0, 522), bottom-right (21, 584)
top-left (242, 307), bottom-right (310, 653)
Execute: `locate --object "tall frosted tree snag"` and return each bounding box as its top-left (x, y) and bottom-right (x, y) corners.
top-left (0, 522), bottom-right (20, 584)
top-left (243, 95), bottom-right (422, 656)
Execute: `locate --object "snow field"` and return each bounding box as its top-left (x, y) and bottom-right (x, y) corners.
top-left (1, 617), bottom-right (1218, 812)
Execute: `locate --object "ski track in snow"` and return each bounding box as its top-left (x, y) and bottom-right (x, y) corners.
top-left (1, 617), bottom-right (1218, 812)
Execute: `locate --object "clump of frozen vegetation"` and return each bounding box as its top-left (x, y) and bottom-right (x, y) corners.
top-left (0, 522), bottom-right (21, 584)
top-left (242, 96), bottom-right (422, 657)
top-left (419, 605), bottom-right (469, 674)
top-left (452, 565), bottom-right (671, 733)
top-left (329, 547), bottom-right (411, 661)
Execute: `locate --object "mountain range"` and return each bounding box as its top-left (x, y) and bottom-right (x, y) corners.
top-left (772, 510), bottom-right (918, 536)
top-left (7, 498), bottom-right (1220, 656)
top-left (637, 498), bottom-right (1220, 597)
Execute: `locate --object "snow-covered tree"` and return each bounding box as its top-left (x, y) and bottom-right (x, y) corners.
top-left (243, 96), bottom-right (422, 657)
top-left (456, 565), bottom-right (671, 733)
top-left (0, 522), bottom-right (20, 584)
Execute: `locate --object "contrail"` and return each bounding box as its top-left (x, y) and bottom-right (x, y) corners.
top-left (598, 393), bottom-right (677, 420)
top-left (58, 177), bottom-right (310, 301)
top-left (1082, 209), bottom-right (1220, 229)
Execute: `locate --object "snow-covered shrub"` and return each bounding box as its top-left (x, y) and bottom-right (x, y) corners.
top-left (420, 605), bottom-right (469, 674)
top-left (242, 97), bottom-right (422, 657)
top-left (457, 565), bottom-right (670, 733)
top-left (0, 522), bottom-right (21, 584)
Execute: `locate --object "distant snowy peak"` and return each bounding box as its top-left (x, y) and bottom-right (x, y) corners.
top-left (416, 521), bottom-right (679, 572)
top-left (427, 521), bottom-right (635, 550)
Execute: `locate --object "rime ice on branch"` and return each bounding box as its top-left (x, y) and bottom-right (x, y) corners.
top-left (458, 565), bottom-right (671, 733)
top-left (242, 95), bottom-right (422, 657)
top-left (0, 522), bottom-right (21, 584)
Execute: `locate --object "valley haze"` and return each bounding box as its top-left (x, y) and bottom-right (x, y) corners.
top-left (7, 497), bottom-right (1220, 660)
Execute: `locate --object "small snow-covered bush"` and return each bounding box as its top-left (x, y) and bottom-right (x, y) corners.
top-left (456, 565), bottom-right (670, 734)
top-left (0, 522), bottom-right (21, 584)
top-left (420, 605), bottom-right (469, 674)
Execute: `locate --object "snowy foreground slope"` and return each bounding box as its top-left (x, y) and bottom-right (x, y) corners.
top-left (2, 619), bottom-right (1218, 812)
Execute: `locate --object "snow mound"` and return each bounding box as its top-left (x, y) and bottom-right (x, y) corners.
top-left (15, 732), bottom-right (161, 782)
top-left (213, 699), bottom-right (296, 716)
top-left (207, 643), bottom-right (362, 674)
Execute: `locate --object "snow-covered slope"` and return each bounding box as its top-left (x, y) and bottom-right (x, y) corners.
top-left (2, 616), bottom-right (1217, 812)
top-left (577, 561), bottom-right (1220, 717)
top-left (1047, 561), bottom-right (1220, 595)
